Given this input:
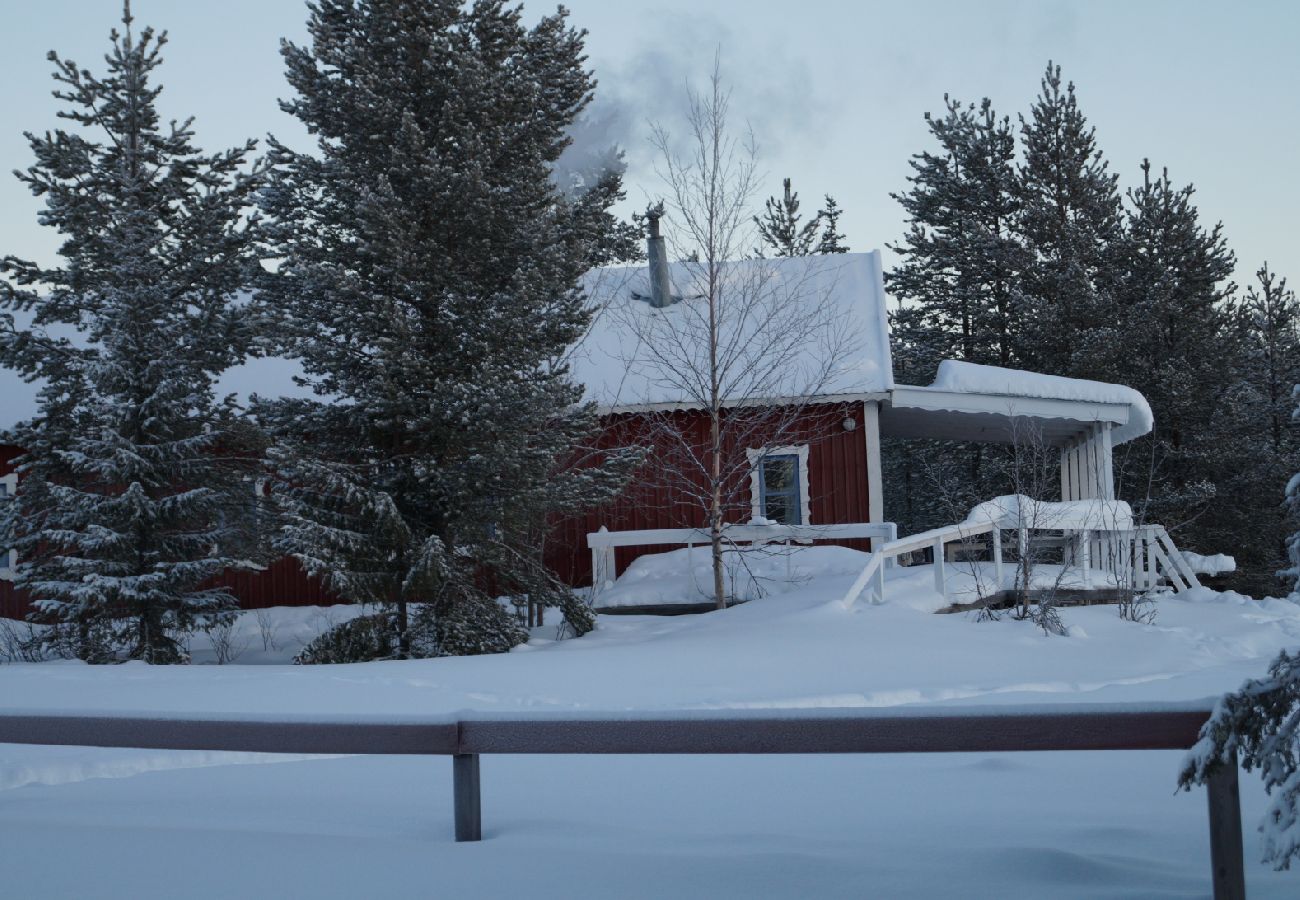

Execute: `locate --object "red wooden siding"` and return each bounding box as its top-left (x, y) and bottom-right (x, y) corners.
top-left (545, 401), bottom-right (875, 586)
top-left (0, 443), bottom-right (340, 619)
top-left (1, 400), bottom-right (875, 618)
top-left (0, 445), bottom-right (27, 619)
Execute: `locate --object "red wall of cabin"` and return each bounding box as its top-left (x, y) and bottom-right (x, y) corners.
top-left (0, 400), bottom-right (874, 616)
top-left (544, 400), bottom-right (874, 586)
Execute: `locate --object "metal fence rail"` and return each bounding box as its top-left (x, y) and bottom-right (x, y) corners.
top-left (0, 702), bottom-right (1244, 900)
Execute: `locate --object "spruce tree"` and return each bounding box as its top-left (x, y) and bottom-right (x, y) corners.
top-left (1015, 62), bottom-right (1123, 377)
top-left (815, 195), bottom-right (849, 254)
top-left (257, 0), bottom-right (636, 658)
top-left (753, 178), bottom-right (849, 257)
top-left (0, 4), bottom-right (266, 663)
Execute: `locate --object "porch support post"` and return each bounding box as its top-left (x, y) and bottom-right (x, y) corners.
top-left (1206, 748), bottom-right (1245, 900)
top-left (863, 401), bottom-right (885, 527)
top-left (991, 526), bottom-right (1004, 591)
top-left (932, 537), bottom-right (946, 600)
top-left (454, 753), bottom-right (482, 842)
top-left (1098, 422), bottom-right (1115, 500)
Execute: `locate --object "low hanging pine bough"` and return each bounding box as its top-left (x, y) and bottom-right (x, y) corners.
top-left (1180, 648), bottom-right (1300, 870)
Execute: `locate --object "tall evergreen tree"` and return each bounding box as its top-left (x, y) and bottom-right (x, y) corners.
top-left (888, 95), bottom-right (1025, 379)
top-left (257, 0), bottom-right (636, 658)
top-left (1240, 264), bottom-right (1300, 590)
top-left (0, 4), bottom-right (266, 662)
top-left (753, 178), bottom-right (849, 257)
top-left (1244, 264), bottom-right (1300, 454)
top-left (1015, 62), bottom-right (1123, 378)
top-left (1107, 160), bottom-right (1249, 576)
top-left (884, 95), bottom-right (1026, 535)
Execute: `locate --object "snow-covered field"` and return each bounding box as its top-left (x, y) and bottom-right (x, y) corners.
top-left (3, 548), bottom-right (1299, 897)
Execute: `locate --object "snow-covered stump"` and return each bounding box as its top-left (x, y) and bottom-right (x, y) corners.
top-left (453, 753), bottom-right (482, 842)
top-left (1206, 749), bottom-right (1245, 900)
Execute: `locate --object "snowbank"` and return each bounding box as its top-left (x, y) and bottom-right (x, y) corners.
top-left (931, 360), bottom-right (1154, 442)
top-left (594, 544), bottom-right (871, 608)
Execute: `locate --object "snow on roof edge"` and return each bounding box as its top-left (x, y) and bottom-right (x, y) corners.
top-left (926, 360), bottom-right (1154, 444)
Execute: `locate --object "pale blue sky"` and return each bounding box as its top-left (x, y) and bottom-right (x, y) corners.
top-left (1, 0), bottom-right (1296, 283)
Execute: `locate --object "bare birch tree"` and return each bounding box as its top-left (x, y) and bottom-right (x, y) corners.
top-left (615, 58), bottom-right (861, 609)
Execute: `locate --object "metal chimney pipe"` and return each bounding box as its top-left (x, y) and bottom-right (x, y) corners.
top-left (645, 206), bottom-right (674, 309)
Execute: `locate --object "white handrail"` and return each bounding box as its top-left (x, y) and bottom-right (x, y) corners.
top-left (840, 519), bottom-right (1201, 610)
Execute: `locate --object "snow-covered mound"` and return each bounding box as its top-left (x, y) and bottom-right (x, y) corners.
top-left (1181, 551), bottom-right (1237, 576)
top-left (965, 494), bottom-right (1135, 530)
top-left (594, 544), bottom-right (871, 608)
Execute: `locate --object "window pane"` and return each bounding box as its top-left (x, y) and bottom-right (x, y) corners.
top-left (764, 495), bottom-right (792, 525)
top-left (763, 457), bottom-right (796, 491)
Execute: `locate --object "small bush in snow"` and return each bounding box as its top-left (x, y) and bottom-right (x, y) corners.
top-left (1179, 648), bottom-right (1300, 869)
top-left (295, 614), bottom-right (400, 665)
top-left (423, 592), bottom-right (528, 658)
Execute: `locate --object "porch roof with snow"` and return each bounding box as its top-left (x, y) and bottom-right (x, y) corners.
top-left (881, 361), bottom-right (1153, 448)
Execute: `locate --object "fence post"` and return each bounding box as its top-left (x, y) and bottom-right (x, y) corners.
top-left (454, 753), bottom-right (482, 842)
top-left (1206, 749), bottom-right (1245, 900)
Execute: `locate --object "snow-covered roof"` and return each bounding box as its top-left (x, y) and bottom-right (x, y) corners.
top-left (569, 252), bottom-right (893, 410)
top-left (929, 361), bottom-right (1154, 443)
top-left (882, 361), bottom-right (1154, 447)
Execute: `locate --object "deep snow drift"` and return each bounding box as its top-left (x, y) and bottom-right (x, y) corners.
top-left (3, 545), bottom-right (1299, 897)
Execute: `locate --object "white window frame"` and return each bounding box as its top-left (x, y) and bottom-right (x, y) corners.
top-left (0, 472), bottom-right (16, 579)
top-left (747, 444), bottom-right (812, 526)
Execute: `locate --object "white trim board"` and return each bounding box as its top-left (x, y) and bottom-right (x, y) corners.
top-left (746, 445), bottom-right (812, 526)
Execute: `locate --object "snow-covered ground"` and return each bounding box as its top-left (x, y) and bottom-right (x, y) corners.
top-left (3, 547), bottom-right (1299, 897)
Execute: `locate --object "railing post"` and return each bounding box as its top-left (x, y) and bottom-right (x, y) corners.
top-left (1079, 530), bottom-right (1093, 589)
top-left (1206, 748), bottom-right (1245, 900)
top-left (454, 753), bottom-right (482, 842)
top-left (991, 526), bottom-right (1003, 591)
top-left (932, 537), bottom-right (946, 600)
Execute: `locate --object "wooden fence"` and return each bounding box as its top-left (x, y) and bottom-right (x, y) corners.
top-left (0, 702), bottom-right (1244, 899)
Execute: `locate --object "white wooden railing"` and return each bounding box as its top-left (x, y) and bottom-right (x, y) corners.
top-left (587, 522), bottom-right (898, 594)
top-left (841, 521), bottom-right (1201, 610)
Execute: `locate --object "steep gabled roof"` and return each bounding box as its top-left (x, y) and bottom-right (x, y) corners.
top-left (568, 251), bottom-right (894, 411)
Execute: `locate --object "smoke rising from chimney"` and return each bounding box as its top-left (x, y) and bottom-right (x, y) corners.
top-left (554, 12), bottom-right (829, 201)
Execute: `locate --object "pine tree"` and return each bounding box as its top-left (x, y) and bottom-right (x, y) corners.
top-left (1240, 265), bottom-right (1300, 591)
top-left (1107, 160), bottom-right (1251, 578)
top-left (1289, 395), bottom-right (1300, 596)
top-left (815, 195), bottom-right (849, 254)
top-left (753, 178), bottom-right (849, 257)
top-left (884, 95), bottom-right (1025, 535)
top-left (1015, 62), bottom-right (1123, 378)
top-left (1244, 265), bottom-right (1300, 455)
top-left (0, 4), bottom-right (266, 663)
top-left (256, 0), bottom-right (636, 658)
top-left (888, 95), bottom-right (1025, 379)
